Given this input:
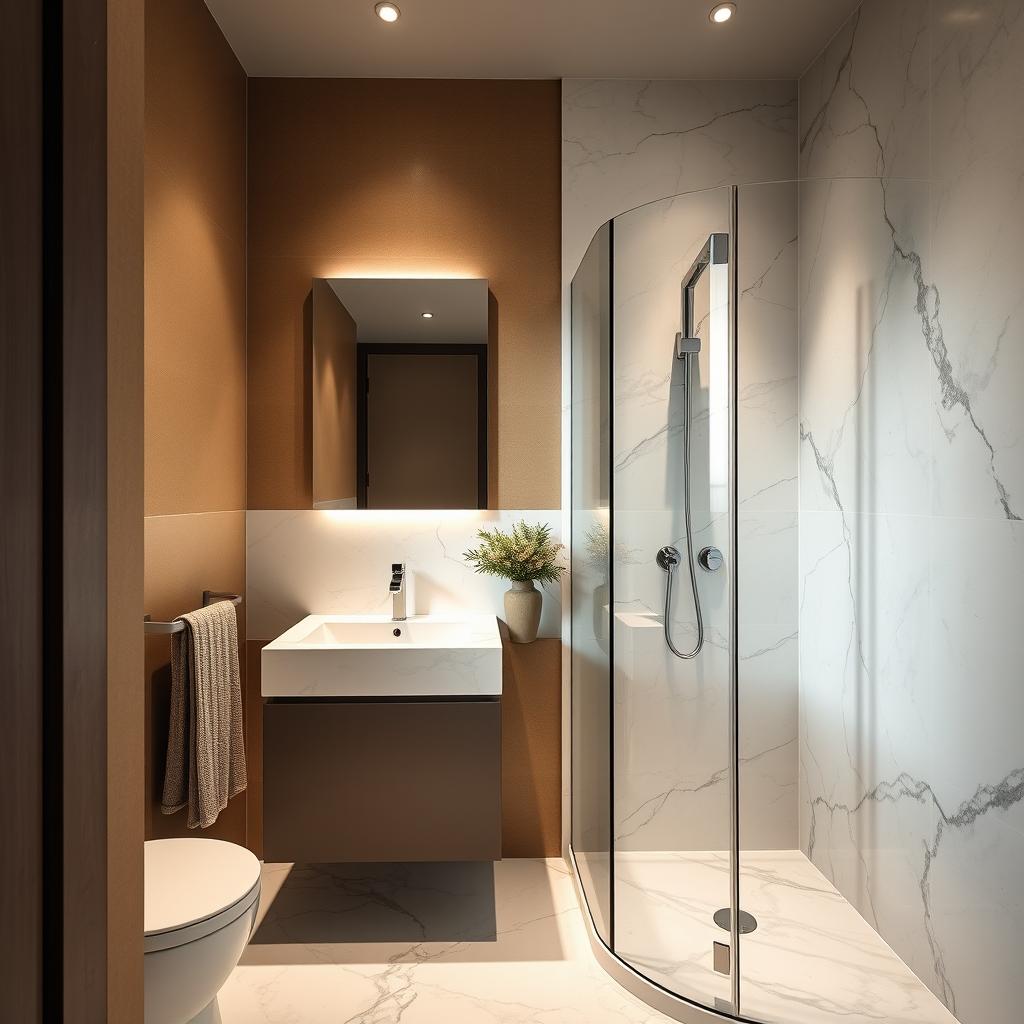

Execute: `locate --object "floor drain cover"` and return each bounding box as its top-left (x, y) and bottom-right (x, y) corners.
top-left (713, 908), bottom-right (758, 934)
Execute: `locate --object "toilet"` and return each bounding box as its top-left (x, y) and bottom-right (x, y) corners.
top-left (144, 838), bottom-right (261, 1024)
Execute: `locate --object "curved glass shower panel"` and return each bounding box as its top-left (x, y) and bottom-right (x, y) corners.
top-left (570, 221), bottom-right (613, 944)
top-left (610, 188), bottom-right (738, 1014)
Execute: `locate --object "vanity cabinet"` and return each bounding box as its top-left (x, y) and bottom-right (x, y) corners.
top-left (262, 697), bottom-right (502, 863)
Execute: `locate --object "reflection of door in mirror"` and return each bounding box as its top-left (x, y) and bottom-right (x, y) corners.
top-left (358, 344), bottom-right (487, 509)
top-left (312, 277), bottom-right (490, 510)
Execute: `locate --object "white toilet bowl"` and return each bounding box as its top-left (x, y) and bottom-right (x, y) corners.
top-left (144, 838), bottom-right (261, 1024)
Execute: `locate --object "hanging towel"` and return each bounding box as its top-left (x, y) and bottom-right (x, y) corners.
top-left (161, 600), bottom-right (247, 828)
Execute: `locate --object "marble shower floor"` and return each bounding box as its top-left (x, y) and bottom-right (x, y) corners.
top-left (612, 850), bottom-right (958, 1024)
top-left (218, 854), bottom-right (956, 1024)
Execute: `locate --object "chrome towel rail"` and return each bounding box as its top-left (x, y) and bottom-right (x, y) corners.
top-left (144, 591), bottom-right (241, 635)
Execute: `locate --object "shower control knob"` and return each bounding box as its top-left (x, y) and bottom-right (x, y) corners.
top-left (656, 546), bottom-right (681, 571)
top-left (698, 546), bottom-right (724, 572)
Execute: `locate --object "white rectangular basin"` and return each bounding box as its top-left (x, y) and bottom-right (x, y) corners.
top-left (261, 613), bottom-right (503, 698)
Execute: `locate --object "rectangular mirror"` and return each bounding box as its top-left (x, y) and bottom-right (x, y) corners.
top-left (312, 277), bottom-right (489, 509)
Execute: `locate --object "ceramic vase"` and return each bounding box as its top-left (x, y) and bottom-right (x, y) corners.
top-left (504, 580), bottom-right (542, 643)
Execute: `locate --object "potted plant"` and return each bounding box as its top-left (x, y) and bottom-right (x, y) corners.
top-left (463, 519), bottom-right (566, 643)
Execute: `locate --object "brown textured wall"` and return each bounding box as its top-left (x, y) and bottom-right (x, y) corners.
top-left (246, 78), bottom-right (562, 510)
top-left (501, 633), bottom-right (562, 857)
top-left (144, 512), bottom-right (247, 843)
top-left (143, 0), bottom-right (248, 846)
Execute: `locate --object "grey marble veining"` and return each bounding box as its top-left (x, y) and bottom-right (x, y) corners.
top-left (798, 0), bottom-right (931, 180)
top-left (614, 850), bottom-right (958, 1024)
top-left (798, 4), bottom-right (1024, 1023)
top-left (563, 78), bottom-right (797, 290)
top-left (221, 855), bottom-right (963, 1024)
top-left (929, 0), bottom-right (1024, 522)
top-left (219, 859), bottom-right (683, 1024)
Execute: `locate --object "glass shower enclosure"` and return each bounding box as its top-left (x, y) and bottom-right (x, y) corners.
top-left (570, 181), bottom-right (803, 1023)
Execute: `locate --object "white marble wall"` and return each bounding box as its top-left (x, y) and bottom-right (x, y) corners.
top-left (797, 3), bottom-right (1024, 1023)
top-left (563, 79), bottom-right (799, 290)
top-left (246, 509), bottom-right (562, 643)
top-left (563, 79), bottom-right (800, 857)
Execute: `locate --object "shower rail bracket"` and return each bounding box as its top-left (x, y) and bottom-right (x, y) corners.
top-left (676, 333), bottom-right (702, 357)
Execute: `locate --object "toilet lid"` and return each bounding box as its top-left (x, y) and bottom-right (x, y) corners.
top-left (145, 838), bottom-right (261, 937)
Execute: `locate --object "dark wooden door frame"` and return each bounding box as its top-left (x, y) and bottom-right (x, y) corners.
top-left (2, 1), bottom-right (113, 1019)
top-left (61, 1), bottom-right (110, 1020)
top-left (1, 1), bottom-right (46, 1018)
top-left (355, 342), bottom-right (489, 509)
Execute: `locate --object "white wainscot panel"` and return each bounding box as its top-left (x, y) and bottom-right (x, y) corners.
top-left (247, 509), bottom-right (562, 641)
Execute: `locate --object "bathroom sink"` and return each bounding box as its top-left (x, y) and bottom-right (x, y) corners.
top-left (261, 613), bottom-right (503, 698)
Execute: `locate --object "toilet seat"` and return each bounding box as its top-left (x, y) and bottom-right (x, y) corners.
top-left (145, 838), bottom-right (261, 954)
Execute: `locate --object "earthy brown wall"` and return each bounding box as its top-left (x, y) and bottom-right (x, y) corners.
top-left (502, 633), bottom-right (562, 857)
top-left (143, 0), bottom-right (249, 846)
top-left (246, 78), bottom-right (562, 510)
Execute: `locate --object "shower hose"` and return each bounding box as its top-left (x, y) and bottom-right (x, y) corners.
top-left (658, 351), bottom-right (705, 659)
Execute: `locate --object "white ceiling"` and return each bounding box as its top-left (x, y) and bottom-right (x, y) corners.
top-left (329, 279), bottom-right (489, 345)
top-left (205, 0), bottom-right (861, 80)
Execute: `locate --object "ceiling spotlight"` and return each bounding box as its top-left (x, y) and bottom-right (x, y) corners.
top-left (709, 3), bottom-right (736, 23)
top-left (421, 312), bottom-right (433, 319)
top-left (375, 2), bottom-right (400, 23)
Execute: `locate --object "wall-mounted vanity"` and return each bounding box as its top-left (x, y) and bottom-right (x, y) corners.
top-left (263, 274), bottom-right (502, 863)
top-left (261, 611), bottom-right (503, 863)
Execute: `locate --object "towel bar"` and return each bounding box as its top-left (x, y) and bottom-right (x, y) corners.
top-left (144, 591), bottom-right (242, 635)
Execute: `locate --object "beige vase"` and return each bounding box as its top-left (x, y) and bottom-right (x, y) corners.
top-left (504, 580), bottom-right (542, 643)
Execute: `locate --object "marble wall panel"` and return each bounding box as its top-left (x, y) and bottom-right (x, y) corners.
top-left (798, 0), bottom-right (931, 179)
top-left (564, 79), bottom-right (797, 285)
top-left (798, 3), bottom-right (1024, 1021)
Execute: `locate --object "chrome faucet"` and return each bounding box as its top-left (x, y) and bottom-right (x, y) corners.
top-left (389, 563), bottom-right (407, 621)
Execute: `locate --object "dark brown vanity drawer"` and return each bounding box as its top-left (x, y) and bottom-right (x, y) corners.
top-left (263, 698), bottom-right (502, 863)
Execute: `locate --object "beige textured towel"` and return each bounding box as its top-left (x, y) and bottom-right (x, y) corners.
top-left (160, 600), bottom-right (247, 828)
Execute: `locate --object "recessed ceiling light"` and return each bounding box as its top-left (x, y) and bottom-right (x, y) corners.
top-left (421, 312), bottom-right (433, 319)
top-left (709, 3), bottom-right (736, 23)
top-left (375, 2), bottom-right (400, 23)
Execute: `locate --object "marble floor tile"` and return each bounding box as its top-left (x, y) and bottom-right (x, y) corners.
top-left (218, 858), bottom-right (674, 1024)
top-left (219, 855), bottom-right (956, 1024)
top-left (613, 851), bottom-right (957, 1024)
